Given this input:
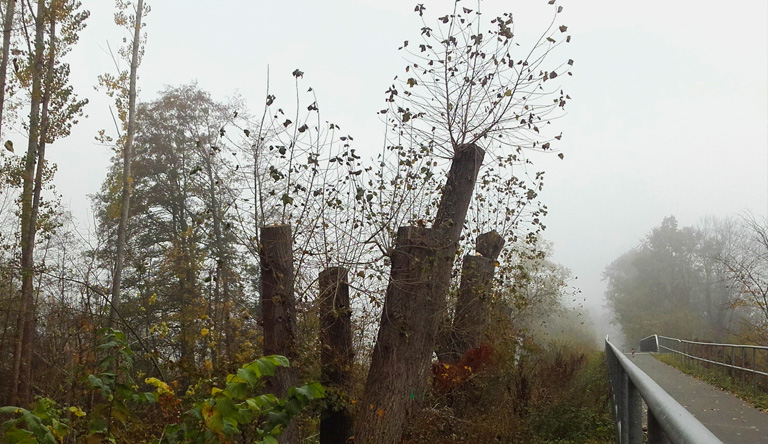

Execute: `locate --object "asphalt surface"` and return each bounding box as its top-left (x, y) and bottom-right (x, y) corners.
top-left (629, 352), bottom-right (768, 444)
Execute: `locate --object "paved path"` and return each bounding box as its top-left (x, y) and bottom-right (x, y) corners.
top-left (630, 352), bottom-right (768, 444)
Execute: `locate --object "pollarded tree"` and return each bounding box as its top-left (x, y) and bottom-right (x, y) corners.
top-left (354, 2), bottom-right (572, 442)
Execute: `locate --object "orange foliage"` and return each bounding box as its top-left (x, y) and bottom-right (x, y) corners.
top-left (431, 343), bottom-right (494, 394)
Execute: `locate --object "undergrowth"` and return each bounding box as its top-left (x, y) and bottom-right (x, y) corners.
top-left (402, 343), bottom-right (615, 444)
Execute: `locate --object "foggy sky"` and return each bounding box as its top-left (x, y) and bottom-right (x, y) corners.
top-left (17, 0), bottom-right (766, 347)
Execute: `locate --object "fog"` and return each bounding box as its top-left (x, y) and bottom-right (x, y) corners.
top-left (23, 0), bottom-right (767, 347)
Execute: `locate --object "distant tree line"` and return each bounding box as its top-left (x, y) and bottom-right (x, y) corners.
top-left (604, 215), bottom-right (768, 346)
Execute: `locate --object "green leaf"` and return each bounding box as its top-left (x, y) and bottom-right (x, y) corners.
top-left (225, 382), bottom-right (248, 399)
top-left (221, 417), bottom-right (239, 435)
top-left (283, 398), bottom-right (302, 416)
top-left (255, 359), bottom-right (276, 377)
top-left (206, 409), bottom-right (224, 434)
top-left (243, 362), bottom-right (264, 379)
top-left (111, 400), bottom-right (131, 423)
top-left (189, 406), bottom-right (204, 421)
top-left (2, 427), bottom-right (35, 444)
top-left (254, 394), bottom-right (279, 409)
top-left (262, 435), bottom-right (279, 444)
top-left (237, 367), bottom-right (261, 386)
top-left (262, 355), bottom-right (290, 368)
top-left (213, 396), bottom-right (240, 422)
top-left (96, 341), bottom-right (118, 351)
top-left (303, 382), bottom-right (325, 399)
top-left (87, 375), bottom-right (103, 389)
top-left (22, 412), bottom-right (55, 444)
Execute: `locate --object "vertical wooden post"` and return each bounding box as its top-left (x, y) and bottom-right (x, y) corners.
top-left (318, 267), bottom-right (354, 444)
top-left (259, 224), bottom-right (299, 444)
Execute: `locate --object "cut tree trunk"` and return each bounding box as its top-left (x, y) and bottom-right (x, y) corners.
top-left (354, 226), bottom-right (444, 444)
top-left (432, 143), bottom-right (485, 242)
top-left (432, 143), bottom-right (485, 360)
top-left (451, 231), bottom-right (504, 359)
top-left (259, 224), bottom-right (299, 444)
top-left (318, 267), bottom-right (354, 444)
top-left (440, 230), bottom-right (505, 362)
top-left (355, 144), bottom-right (485, 444)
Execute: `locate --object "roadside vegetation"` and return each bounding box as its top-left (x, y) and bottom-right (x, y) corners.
top-left (654, 353), bottom-right (768, 411)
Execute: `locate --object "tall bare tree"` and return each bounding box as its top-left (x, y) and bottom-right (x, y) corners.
top-left (104, 0), bottom-right (149, 327)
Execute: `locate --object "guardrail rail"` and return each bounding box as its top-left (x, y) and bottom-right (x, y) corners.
top-left (605, 336), bottom-right (723, 444)
top-left (650, 334), bottom-right (768, 394)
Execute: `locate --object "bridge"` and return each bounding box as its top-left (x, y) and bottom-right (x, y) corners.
top-left (605, 335), bottom-right (768, 444)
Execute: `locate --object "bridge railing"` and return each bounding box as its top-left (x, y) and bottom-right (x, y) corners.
top-left (605, 337), bottom-right (723, 444)
top-left (645, 334), bottom-right (768, 394)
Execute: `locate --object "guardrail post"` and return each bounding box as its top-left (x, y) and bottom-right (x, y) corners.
top-left (628, 378), bottom-right (643, 444)
top-left (753, 348), bottom-right (757, 394)
top-left (605, 345), bottom-right (623, 444)
top-left (620, 370), bottom-right (629, 443)
top-left (730, 345), bottom-right (734, 379)
top-left (647, 409), bottom-right (671, 444)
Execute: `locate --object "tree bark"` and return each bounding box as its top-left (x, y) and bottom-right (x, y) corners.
top-left (259, 224), bottom-right (299, 444)
top-left (110, 0), bottom-right (144, 328)
top-left (448, 231), bottom-right (504, 361)
top-left (432, 143), bottom-right (485, 243)
top-left (11, 0), bottom-right (46, 407)
top-left (318, 267), bottom-right (354, 444)
top-left (355, 227), bottom-right (445, 444)
top-left (0, 0), bottom-right (16, 140)
top-left (432, 142), bottom-right (485, 359)
top-left (356, 144), bottom-right (484, 444)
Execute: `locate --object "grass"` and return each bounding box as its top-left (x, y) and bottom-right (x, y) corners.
top-left (654, 353), bottom-right (768, 411)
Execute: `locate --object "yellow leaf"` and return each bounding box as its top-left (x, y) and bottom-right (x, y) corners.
top-left (145, 377), bottom-right (172, 395)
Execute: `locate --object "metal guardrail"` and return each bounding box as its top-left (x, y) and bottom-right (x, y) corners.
top-left (605, 336), bottom-right (723, 444)
top-left (639, 335), bottom-right (659, 353)
top-left (645, 334), bottom-right (768, 394)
